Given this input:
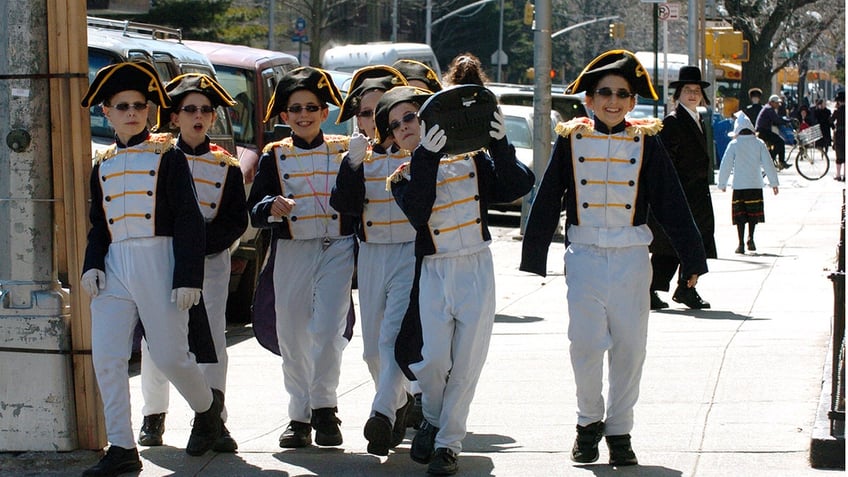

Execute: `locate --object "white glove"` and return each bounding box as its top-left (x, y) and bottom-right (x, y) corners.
top-left (81, 269), bottom-right (106, 297)
top-left (490, 110), bottom-right (506, 140)
top-left (347, 132), bottom-right (369, 170)
top-left (171, 287), bottom-right (202, 311)
top-left (420, 121), bottom-right (447, 153)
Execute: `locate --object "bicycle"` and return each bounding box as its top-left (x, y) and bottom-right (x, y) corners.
top-left (789, 123), bottom-right (830, 180)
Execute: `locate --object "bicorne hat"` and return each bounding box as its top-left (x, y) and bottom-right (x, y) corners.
top-left (264, 66), bottom-right (343, 123)
top-left (392, 59), bottom-right (443, 93)
top-left (565, 49), bottom-right (658, 100)
top-left (336, 65), bottom-right (407, 124)
top-left (81, 61), bottom-right (170, 108)
top-left (156, 73), bottom-right (237, 130)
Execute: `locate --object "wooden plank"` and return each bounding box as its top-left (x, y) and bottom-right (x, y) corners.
top-left (46, 0), bottom-right (106, 449)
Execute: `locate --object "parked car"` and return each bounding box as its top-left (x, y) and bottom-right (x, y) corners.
top-left (322, 42), bottom-right (441, 77)
top-left (490, 104), bottom-right (563, 212)
top-left (486, 83), bottom-right (588, 121)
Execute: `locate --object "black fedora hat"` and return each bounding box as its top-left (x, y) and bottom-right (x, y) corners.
top-left (669, 66), bottom-right (710, 89)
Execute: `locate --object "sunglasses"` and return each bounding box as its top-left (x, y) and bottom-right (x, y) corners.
top-left (112, 102), bottom-right (149, 111)
top-left (180, 105), bottom-right (216, 114)
top-left (286, 104), bottom-right (323, 114)
top-left (356, 109), bottom-right (374, 118)
top-left (389, 112), bottom-right (419, 131)
top-left (594, 88), bottom-right (635, 99)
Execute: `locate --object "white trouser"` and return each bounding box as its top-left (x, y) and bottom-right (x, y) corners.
top-left (273, 237), bottom-right (354, 422)
top-left (564, 243), bottom-right (650, 436)
top-left (358, 241), bottom-right (414, 422)
top-left (90, 237), bottom-right (213, 449)
top-left (410, 247), bottom-right (495, 455)
top-left (140, 250), bottom-right (231, 421)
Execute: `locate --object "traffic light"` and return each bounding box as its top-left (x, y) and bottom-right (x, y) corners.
top-left (523, 2), bottom-right (534, 26)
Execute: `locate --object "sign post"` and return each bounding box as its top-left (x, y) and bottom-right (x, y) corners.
top-left (291, 17), bottom-right (307, 64)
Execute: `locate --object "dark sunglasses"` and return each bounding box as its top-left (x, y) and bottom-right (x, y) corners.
top-left (356, 109), bottom-right (374, 118)
top-left (594, 88), bottom-right (635, 99)
top-left (286, 104), bottom-right (323, 114)
top-left (112, 102), bottom-right (148, 111)
top-left (180, 105), bottom-right (216, 114)
top-left (389, 112), bottom-right (419, 131)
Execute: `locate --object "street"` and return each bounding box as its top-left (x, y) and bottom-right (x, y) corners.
top-left (1, 160), bottom-right (844, 476)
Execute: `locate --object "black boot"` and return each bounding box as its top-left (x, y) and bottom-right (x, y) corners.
top-left (606, 434), bottom-right (638, 466)
top-left (82, 445), bottom-right (142, 476)
top-left (672, 285), bottom-right (711, 309)
top-left (571, 421), bottom-right (604, 463)
top-left (212, 424), bottom-right (238, 453)
top-left (410, 419), bottom-right (439, 464)
top-left (392, 393), bottom-right (414, 446)
top-left (311, 407), bottom-right (343, 446)
top-left (279, 420), bottom-right (312, 448)
top-left (650, 291), bottom-right (668, 310)
top-left (137, 412), bottom-right (165, 447)
top-left (428, 447), bottom-right (459, 475)
top-left (185, 388), bottom-right (224, 456)
top-left (363, 412), bottom-right (393, 456)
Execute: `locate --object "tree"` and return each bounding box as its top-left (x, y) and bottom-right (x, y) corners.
top-left (725, 0), bottom-right (845, 105)
top-left (136, 0), bottom-right (233, 40)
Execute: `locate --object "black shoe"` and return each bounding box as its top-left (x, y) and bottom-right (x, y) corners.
top-left (606, 434), bottom-right (638, 466)
top-left (746, 239), bottom-right (756, 251)
top-left (364, 412), bottom-right (392, 456)
top-left (649, 291), bottom-right (668, 310)
top-left (779, 161), bottom-right (791, 170)
top-left (392, 393), bottom-right (414, 446)
top-left (427, 447), bottom-right (458, 475)
top-left (735, 244), bottom-right (745, 254)
top-left (406, 392), bottom-right (424, 429)
top-left (672, 286), bottom-right (711, 309)
top-left (212, 424), bottom-right (238, 453)
top-left (571, 421), bottom-right (604, 463)
top-left (279, 420), bottom-right (312, 448)
top-left (82, 445), bottom-right (142, 477)
top-left (410, 419), bottom-right (439, 464)
top-left (137, 412), bottom-right (165, 447)
top-left (186, 388), bottom-right (224, 456)
top-left (311, 407), bottom-right (343, 446)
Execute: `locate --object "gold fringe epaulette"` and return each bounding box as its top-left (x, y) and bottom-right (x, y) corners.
top-left (94, 133), bottom-right (175, 165)
top-left (263, 136), bottom-right (293, 154)
top-left (625, 117), bottom-right (663, 136)
top-left (385, 161), bottom-right (410, 191)
top-left (555, 117), bottom-right (594, 138)
top-left (94, 144), bottom-right (118, 164)
top-left (325, 134), bottom-right (351, 150)
top-left (210, 144), bottom-right (240, 167)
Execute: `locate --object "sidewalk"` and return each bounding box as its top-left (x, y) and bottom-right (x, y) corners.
top-left (1, 166), bottom-right (844, 476)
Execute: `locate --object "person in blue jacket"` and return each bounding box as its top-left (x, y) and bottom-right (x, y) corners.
top-left (520, 50), bottom-right (708, 467)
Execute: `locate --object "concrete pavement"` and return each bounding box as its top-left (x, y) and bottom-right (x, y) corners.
top-left (1, 163), bottom-right (844, 476)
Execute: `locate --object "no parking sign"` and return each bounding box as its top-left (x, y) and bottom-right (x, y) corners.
top-left (658, 3), bottom-right (680, 21)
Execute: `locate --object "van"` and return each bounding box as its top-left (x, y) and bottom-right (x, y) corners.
top-left (321, 42), bottom-right (441, 77)
top-left (86, 16), bottom-right (236, 156)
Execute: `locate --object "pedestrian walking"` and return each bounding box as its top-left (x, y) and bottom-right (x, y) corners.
top-left (137, 73), bottom-right (247, 452)
top-left (813, 98), bottom-right (832, 156)
top-left (520, 49), bottom-right (708, 467)
top-left (247, 66), bottom-right (355, 449)
top-left (330, 65), bottom-right (418, 456)
top-left (80, 61), bottom-right (224, 476)
top-left (648, 65), bottom-right (716, 310)
top-left (717, 112), bottom-right (780, 254)
top-left (832, 90), bottom-right (845, 181)
top-left (388, 85), bottom-right (535, 475)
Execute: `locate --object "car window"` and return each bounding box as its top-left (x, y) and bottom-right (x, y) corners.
top-left (504, 115), bottom-right (532, 149)
top-left (215, 65), bottom-right (256, 145)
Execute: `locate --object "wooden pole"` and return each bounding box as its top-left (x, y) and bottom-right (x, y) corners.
top-left (46, 0), bottom-right (106, 449)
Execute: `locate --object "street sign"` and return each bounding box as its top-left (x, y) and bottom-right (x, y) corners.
top-left (295, 17), bottom-right (306, 31)
top-left (491, 49), bottom-right (508, 66)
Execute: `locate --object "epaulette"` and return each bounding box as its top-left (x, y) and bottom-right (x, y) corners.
top-left (555, 116), bottom-right (594, 138)
top-left (385, 161), bottom-right (410, 191)
top-left (94, 144), bottom-right (118, 164)
top-left (149, 132), bottom-right (175, 146)
top-left (325, 134), bottom-right (351, 149)
top-left (94, 133), bottom-right (174, 165)
top-left (210, 144), bottom-right (240, 167)
top-left (263, 137), bottom-right (293, 154)
top-left (625, 117), bottom-right (663, 136)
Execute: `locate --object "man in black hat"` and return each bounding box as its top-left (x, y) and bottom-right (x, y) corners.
top-left (137, 73), bottom-right (247, 453)
top-left (833, 90), bottom-right (845, 181)
top-left (247, 66), bottom-right (355, 450)
top-left (80, 62), bottom-right (225, 476)
top-left (521, 50), bottom-right (707, 467)
top-left (744, 87), bottom-right (764, 124)
top-left (648, 65), bottom-right (716, 311)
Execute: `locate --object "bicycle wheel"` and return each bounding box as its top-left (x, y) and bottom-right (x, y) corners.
top-left (795, 146), bottom-right (830, 180)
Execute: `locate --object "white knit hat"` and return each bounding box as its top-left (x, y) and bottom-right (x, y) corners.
top-left (729, 111), bottom-right (755, 137)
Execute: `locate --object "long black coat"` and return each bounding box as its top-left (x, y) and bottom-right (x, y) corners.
top-left (649, 103), bottom-right (717, 259)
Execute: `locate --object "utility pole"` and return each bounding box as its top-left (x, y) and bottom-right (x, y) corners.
top-left (1, 0), bottom-right (100, 451)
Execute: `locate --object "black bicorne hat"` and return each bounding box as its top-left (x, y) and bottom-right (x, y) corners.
top-left (156, 73), bottom-right (237, 130)
top-left (336, 65), bottom-right (407, 124)
top-left (81, 61), bottom-right (170, 108)
top-left (374, 85), bottom-right (433, 145)
top-left (565, 49), bottom-right (658, 100)
top-left (264, 66), bottom-right (343, 123)
top-left (392, 59), bottom-right (443, 93)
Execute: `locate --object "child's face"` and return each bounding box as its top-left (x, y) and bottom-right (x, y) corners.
top-left (280, 89), bottom-right (328, 143)
top-left (104, 90), bottom-right (149, 142)
top-left (171, 92), bottom-right (216, 147)
top-left (356, 89), bottom-right (383, 140)
top-left (585, 75), bottom-right (635, 129)
top-left (388, 102), bottom-right (421, 151)
top-left (678, 84), bottom-right (704, 111)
